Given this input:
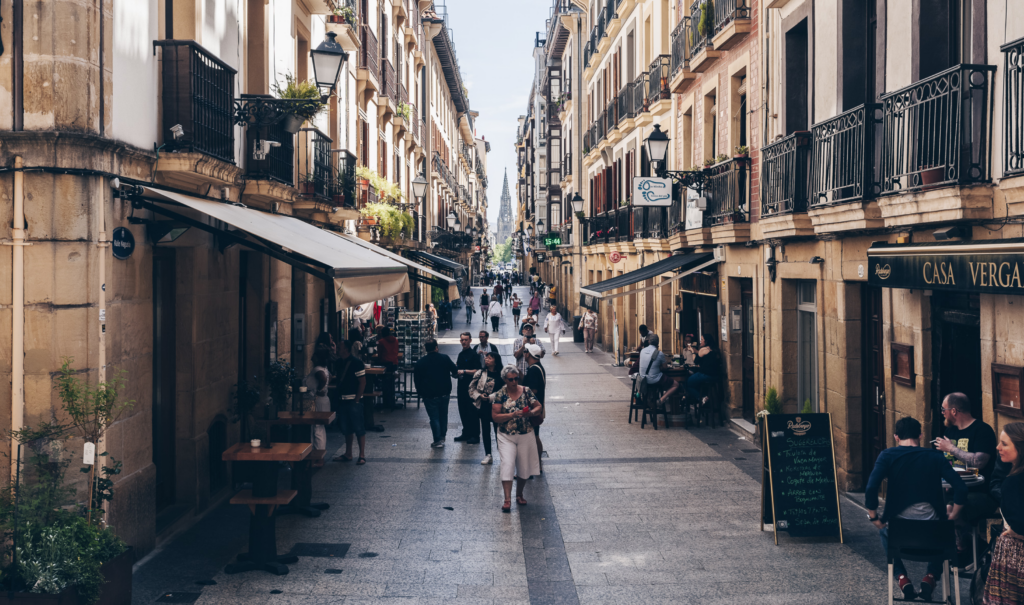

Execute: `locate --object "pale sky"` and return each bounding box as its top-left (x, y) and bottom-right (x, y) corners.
top-left (439, 0), bottom-right (555, 229)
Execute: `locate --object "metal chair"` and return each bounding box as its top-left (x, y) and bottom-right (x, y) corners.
top-left (886, 518), bottom-right (961, 605)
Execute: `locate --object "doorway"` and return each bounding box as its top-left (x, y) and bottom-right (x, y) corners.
top-left (862, 286), bottom-right (886, 473)
top-left (931, 291), bottom-right (982, 438)
top-left (152, 249), bottom-right (176, 512)
top-left (741, 282), bottom-right (754, 422)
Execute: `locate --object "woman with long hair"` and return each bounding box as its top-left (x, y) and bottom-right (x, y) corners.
top-left (469, 351), bottom-right (503, 465)
top-left (985, 422), bottom-right (1024, 604)
top-left (491, 365), bottom-right (542, 512)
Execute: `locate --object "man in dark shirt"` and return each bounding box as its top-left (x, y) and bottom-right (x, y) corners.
top-left (522, 344), bottom-right (546, 473)
top-left (474, 330), bottom-right (499, 367)
top-left (454, 332), bottom-right (482, 444)
top-left (413, 339), bottom-right (459, 448)
top-left (333, 339), bottom-right (367, 464)
top-left (866, 416), bottom-right (967, 601)
top-left (933, 392), bottom-right (998, 523)
top-left (375, 327), bottom-right (400, 409)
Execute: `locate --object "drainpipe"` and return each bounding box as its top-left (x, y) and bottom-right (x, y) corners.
top-left (9, 157), bottom-right (26, 477)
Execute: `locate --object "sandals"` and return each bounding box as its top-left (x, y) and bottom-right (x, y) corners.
top-left (516, 496), bottom-right (527, 506)
top-left (501, 499), bottom-right (511, 513)
top-left (357, 457), bottom-right (366, 465)
top-left (333, 454), bottom-right (354, 462)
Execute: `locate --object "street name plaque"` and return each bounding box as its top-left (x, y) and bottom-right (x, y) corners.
top-left (760, 413), bottom-right (844, 545)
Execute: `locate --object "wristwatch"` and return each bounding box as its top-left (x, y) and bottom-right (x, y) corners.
top-left (867, 514), bottom-right (878, 521)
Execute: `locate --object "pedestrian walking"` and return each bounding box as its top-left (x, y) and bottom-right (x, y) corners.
top-left (474, 330), bottom-right (499, 367)
top-left (547, 284), bottom-right (557, 308)
top-left (455, 332), bottom-right (482, 444)
top-left (465, 295), bottom-right (475, 323)
top-left (426, 303), bottom-right (438, 333)
top-left (412, 339), bottom-right (459, 448)
top-left (529, 292), bottom-right (542, 317)
top-left (513, 323), bottom-right (545, 376)
top-left (511, 294), bottom-right (522, 329)
top-left (375, 326), bottom-right (400, 409)
top-left (493, 282), bottom-right (503, 305)
top-left (542, 305), bottom-right (566, 355)
top-left (579, 308), bottom-right (598, 353)
top-left (332, 339), bottom-right (368, 465)
top-left (480, 292), bottom-right (490, 324)
top-left (468, 351), bottom-right (503, 465)
top-left (984, 422), bottom-right (1024, 605)
top-left (521, 344), bottom-right (546, 474)
top-left (488, 298), bottom-right (504, 332)
top-left (491, 365), bottom-right (542, 512)
top-left (304, 340), bottom-right (334, 467)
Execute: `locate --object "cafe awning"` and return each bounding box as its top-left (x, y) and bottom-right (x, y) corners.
top-left (134, 187), bottom-right (410, 309)
top-left (868, 238), bottom-right (1024, 294)
top-left (408, 250), bottom-right (467, 276)
top-left (579, 251), bottom-right (719, 307)
top-left (331, 232), bottom-right (460, 301)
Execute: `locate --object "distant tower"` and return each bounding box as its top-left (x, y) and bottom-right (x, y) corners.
top-left (497, 169), bottom-right (514, 244)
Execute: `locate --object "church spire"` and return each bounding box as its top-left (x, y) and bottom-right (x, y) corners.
top-left (497, 168), bottom-right (514, 244)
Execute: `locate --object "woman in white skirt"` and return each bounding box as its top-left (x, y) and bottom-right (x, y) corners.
top-left (491, 364), bottom-right (543, 513)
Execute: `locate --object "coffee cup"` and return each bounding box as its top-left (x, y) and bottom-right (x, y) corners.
top-left (250, 439), bottom-right (261, 448)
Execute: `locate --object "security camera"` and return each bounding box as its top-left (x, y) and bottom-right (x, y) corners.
top-left (252, 139), bottom-right (282, 161)
top-left (170, 124), bottom-right (184, 140)
top-left (108, 177), bottom-right (121, 190)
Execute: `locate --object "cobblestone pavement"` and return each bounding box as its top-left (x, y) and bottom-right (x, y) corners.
top-left (133, 285), bottom-right (960, 604)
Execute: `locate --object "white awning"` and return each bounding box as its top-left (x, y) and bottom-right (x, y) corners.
top-left (138, 187), bottom-right (410, 309)
top-left (330, 232), bottom-right (460, 301)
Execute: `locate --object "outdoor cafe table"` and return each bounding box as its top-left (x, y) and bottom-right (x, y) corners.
top-left (270, 411), bottom-right (336, 518)
top-left (221, 442), bottom-right (311, 575)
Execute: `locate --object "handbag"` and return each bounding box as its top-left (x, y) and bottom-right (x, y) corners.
top-left (468, 370), bottom-right (487, 408)
top-left (635, 352), bottom-right (659, 400)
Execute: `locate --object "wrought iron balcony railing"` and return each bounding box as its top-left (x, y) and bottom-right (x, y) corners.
top-left (761, 132), bottom-right (811, 217)
top-left (668, 196), bottom-right (684, 233)
top-left (810, 104), bottom-right (877, 207)
top-left (631, 206), bottom-right (668, 240)
top-left (331, 150), bottom-right (358, 209)
top-left (359, 25), bottom-right (380, 81)
top-left (298, 128), bottom-right (334, 203)
top-left (704, 158), bottom-right (749, 226)
top-left (714, 0), bottom-right (751, 32)
top-left (633, 72), bottom-right (650, 114)
top-left (606, 99), bottom-right (618, 133)
top-left (670, 18), bottom-right (692, 77)
top-left (242, 95), bottom-right (294, 186)
top-left (879, 63), bottom-right (996, 194)
top-left (648, 56), bottom-right (671, 105)
top-left (690, 0), bottom-right (713, 50)
top-left (155, 40), bottom-right (237, 163)
top-left (1003, 37), bottom-right (1024, 177)
top-left (380, 57), bottom-right (396, 101)
top-left (618, 82), bottom-right (636, 122)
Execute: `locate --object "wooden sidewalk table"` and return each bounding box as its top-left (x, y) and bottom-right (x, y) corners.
top-left (270, 412), bottom-right (336, 517)
top-left (222, 442), bottom-right (311, 575)
top-left (363, 366), bottom-right (386, 375)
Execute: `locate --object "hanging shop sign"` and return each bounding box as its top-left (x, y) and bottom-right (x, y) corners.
top-left (761, 413), bottom-right (843, 545)
top-left (111, 227), bottom-right (135, 260)
top-left (609, 251), bottom-right (623, 263)
top-left (631, 177), bottom-right (673, 207)
top-left (868, 239), bottom-right (1024, 295)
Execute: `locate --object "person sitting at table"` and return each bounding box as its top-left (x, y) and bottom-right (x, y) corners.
top-left (684, 333), bottom-right (720, 406)
top-left (637, 334), bottom-right (675, 404)
top-left (332, 339), bottom-right (367, 465)
top-left (983, 422), bottom-right (1024, 605)
top-left (865, 416), bottom-right (968, 602)
top-left (628, 325), bottom-right (650, 377)
top-left (304, 340), bottom-right (334, 467)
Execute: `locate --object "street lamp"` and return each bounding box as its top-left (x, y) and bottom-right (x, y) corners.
top-left (446, 210), bottom-right (458, 230)
top-left (570, 192), bottom-right (585, 215)
top-left (412, 173), bottom-right (428, 199)
top-left (643, 123), bottom-right (708, 192)
top-left (644, 123), bottom-right (671, 167)
top-left (311, 33), bottom-right (349, 101)
top-left (454, 215), bottom-right (462, 232)
top-left (537, 219), bottom-right (545, 233)
top-left (527, 225), bottom-right (534, 237)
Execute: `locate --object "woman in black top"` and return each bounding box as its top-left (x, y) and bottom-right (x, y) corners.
top-left (684, 333), bottom-right (719, 403)
top-left (469, 351), bottom-right (503, 466)
top-left (985, 422), bottom-right (1024, 604)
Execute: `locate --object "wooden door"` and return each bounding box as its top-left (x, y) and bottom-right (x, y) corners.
top-left (152, 249), bottom-right (176, 511)
top-left (862, 286), bottom-right (886, 472)
top-left (742, 283), bottom-right (755, 422)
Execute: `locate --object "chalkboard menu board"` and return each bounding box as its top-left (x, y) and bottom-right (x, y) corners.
top-left (760, 413), bottom-right (844, 544)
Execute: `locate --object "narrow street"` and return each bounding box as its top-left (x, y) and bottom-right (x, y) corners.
top-left (131, 285), bottom-right (911, 605)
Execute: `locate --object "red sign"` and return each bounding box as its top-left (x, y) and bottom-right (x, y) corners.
top-left (610, 251), bottom-right (623, 263)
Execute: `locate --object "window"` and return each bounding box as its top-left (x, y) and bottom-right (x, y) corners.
top-left (785, 19), bottom-right (809, 133)
top-left (797, 281), bottom-right (818, 413)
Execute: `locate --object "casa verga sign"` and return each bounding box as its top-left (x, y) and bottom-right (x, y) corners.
top-left (868, 239), bottom-right (1024, 295)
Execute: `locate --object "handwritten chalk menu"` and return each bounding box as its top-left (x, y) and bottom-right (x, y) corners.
top-left (760, 413), bottom-right (844, 544)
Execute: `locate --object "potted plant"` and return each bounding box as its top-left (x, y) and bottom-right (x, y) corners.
top-left (328, 5), bottom-right (355, 24)
top-left (271, 73), bottom-right (326, 134)
top-left (703, 157), bottom-right (715, 169)
top-left (734, 145), bottom-right (749, 159)
top-left (714, 153), bottom-right (730, 165)
top-left (395, 102), bottom-right (413, 122)
top-left (300, 172), bottom-right (316, 195)
top-left (575, 210), bottom-right (586, 221)
top-left (267, 360), bottom-right (297, 412)
top-left (698, 0), bottom-right (715, 42)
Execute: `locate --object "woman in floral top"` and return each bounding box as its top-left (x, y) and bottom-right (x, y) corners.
top-left (578, 308), bottom-right (599, 353)
top-left (491, 364), bottom-right (543, 512)
top-left (469, 351), bottom-right (503, 466)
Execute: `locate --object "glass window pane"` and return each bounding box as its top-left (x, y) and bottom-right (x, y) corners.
top-left (798, 309), bottom-right (818, 413)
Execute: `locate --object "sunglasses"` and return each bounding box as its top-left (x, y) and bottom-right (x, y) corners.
top-left (505, 376), bottom-right (519, 382)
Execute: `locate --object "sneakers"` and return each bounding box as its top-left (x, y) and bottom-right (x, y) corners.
top-left (897, 575), bottom-right (917, 600)
top-left (430, 441), bottom-right (445, 448)
top-left (481, 455), bottom-right (493, 465)
top-left (453, 435), bottom-right (468, 442)
top-left (919, 574), bottom-right (936, 601)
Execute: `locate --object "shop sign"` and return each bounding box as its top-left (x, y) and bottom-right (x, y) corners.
top-left (111, 227), bottom-right (135, 260)
top-left (609, 251), bottom-right (623, 263)
top-left (868, 240), bottom-right (1024, 295)
top-left (631, 177), bottom-right (673, 207)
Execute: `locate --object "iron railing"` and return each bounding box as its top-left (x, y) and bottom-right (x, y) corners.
top-left (583, 130), bottom-right (592, 154)
top-left (670, 18), bottom-right (692, 77)
top-left (618, 82), bottom-right (636, 122)
top-left (715, 0), bottom-right (751, 31)
top-left (606, 99), bottom-right (618, 133)
top-left (704, 158), bottom-right (749, 226)
top-left (298, 128), bottom-right (333, 202)
top-left (632, 205), bottom-right (645, 239)
top-left (380, 57), bottom-right (396, 101)
top-left (331, 150), bottom-right (358, 208)
top-left (155, 40), bottom-right (236, 163)
top-left (879, 64), bottom-right (996, 194)
top-left (616, 205), bottom-right (631, 241)
top-left (631, 206), bottom-right (669, 239)
top-left (564, 150), bottom-right (572, 176)
top-left (668, 196), bottom-right (684, 233)
top-left (648, 55), bottom-right (671, 105)
top-left (1003, 37), bottom-right (1024, 177)
top-left (359, 25), bottom-right (380, 82)
top-left (810, 104), bottom-right (876, 206)
top-left (242, 95), bottom-right (293, 186)
top-left (690, 0), bottom-right (713, 50)
top-left (596, 108), bottom-right (607, 143)
top-left (761, 132), bottom-right (810, 217)
top-left (633, 72), bottom-right (650, 114)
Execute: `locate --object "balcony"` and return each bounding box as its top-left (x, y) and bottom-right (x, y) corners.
top-left (711, 0), bottom-right (752, 50)
top-left (670, 18), bottom-right (696, 93)
top-left (688, 0), bottom-right (723, 72)
top-left (632, 206), bottom-right (668, 241)
top-left (325, 0), bottom-right (360, 52)
top-left (760, 132), bottom-right (814, 237)
top-left (1002, 38), bottom-right (1024, 215)
top-left (154, 40), bottom-right (240, 188)
top-left (703, 158), bottom-right (750, 243)
top-left (358, 25), bottom-right (380, 92)
top-left (242, 97), bottom-right (294, 188)
top-left (379, 57), bottom-right (397, 117)
top-left (606, 99), bottom-right (620, 142)
top-left (633, 72), bottom-right (652, 126)
top-left (584, 207), bottom-right (631, 246)
top-left (297, 128), bottom-right (334, 206)
top-left (618, 81), bottom-right (637, 126)
top-left (647, 55), bottom-right (672, 113)
top-left (877, 64), bottom-right (996, 227)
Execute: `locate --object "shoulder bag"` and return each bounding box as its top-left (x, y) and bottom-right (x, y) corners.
top-left (635, 352), bottom-right (659, 401)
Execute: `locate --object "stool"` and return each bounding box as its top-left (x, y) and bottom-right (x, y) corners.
top-left (627, 376), bottom-right (644, 424)
top-left (886, 519), bottom-right (961, 604)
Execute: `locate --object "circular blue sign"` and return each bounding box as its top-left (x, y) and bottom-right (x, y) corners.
top-left (111, 227), bottom-right (135, 260)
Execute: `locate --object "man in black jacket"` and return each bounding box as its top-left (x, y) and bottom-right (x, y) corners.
top-left (454, 332), bottom-right (482, 444)
top-left (413, 339), bottom-right (459, 448)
